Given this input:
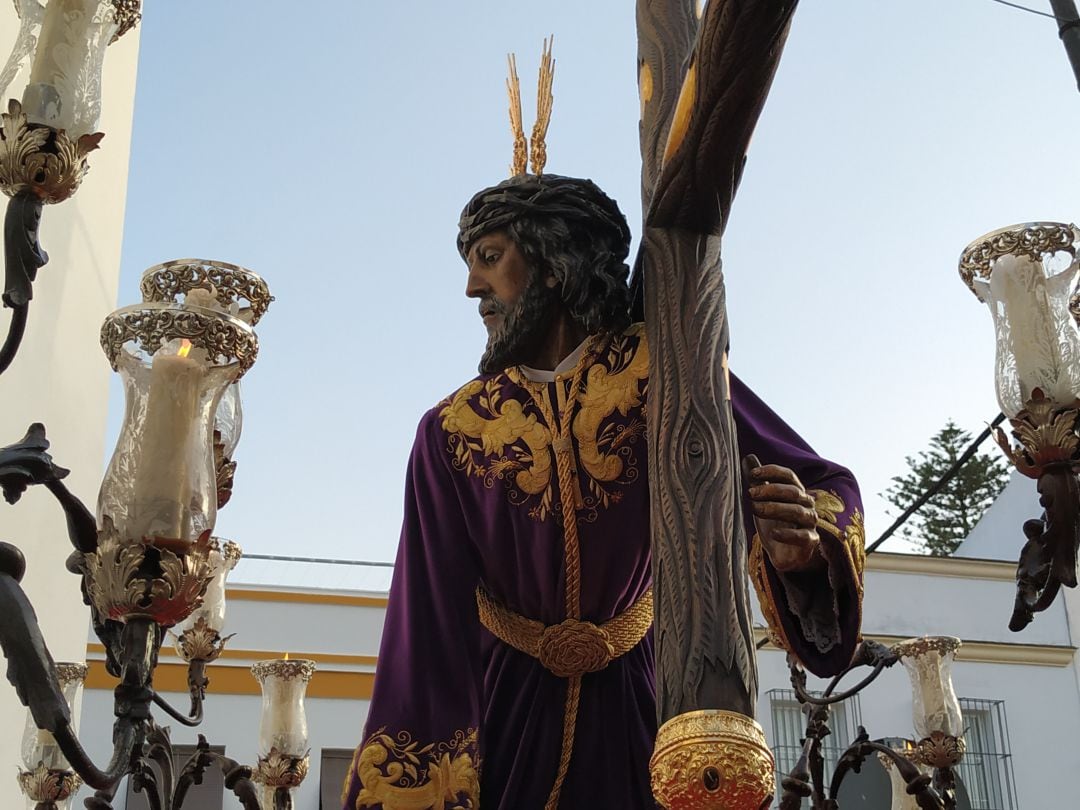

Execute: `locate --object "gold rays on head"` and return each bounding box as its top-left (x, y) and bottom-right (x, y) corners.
top-left (507, 36), bottom-right (555, 177)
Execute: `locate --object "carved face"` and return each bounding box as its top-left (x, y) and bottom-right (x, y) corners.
top-left (465, 230), bottom-right (559, 373)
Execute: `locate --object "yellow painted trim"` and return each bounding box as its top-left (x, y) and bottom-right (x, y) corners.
top-left (85, 643), bottom-right (377, 667)
top-left (85, 661), bottom-right (374, 699)
top-left (225, 588), bottom-right (389, 607)
top-left (865, 552), bottom-right (1015, 582)
top-left (753, 628), bottom-right (1076, 667)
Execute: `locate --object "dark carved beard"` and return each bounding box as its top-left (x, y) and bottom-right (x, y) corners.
top-left (479, 277), bottom-right (560, 374)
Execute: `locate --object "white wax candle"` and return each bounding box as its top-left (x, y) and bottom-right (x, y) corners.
top-left (21, 0), bottom-right (95, 132)
top-left (130, 344), bottom-right (205, 547)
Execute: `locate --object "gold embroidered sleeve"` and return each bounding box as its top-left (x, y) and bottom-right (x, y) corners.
top-left (349, 728), bottom-right (480, 810)
top-left (749, 534), bottom-right (790, 653)
top-left (808, 489), bottom-right (866, 595)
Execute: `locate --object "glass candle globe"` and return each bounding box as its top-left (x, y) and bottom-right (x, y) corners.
top-left (97, 302), bottom-right (255, 553)
top-left (177, 538), bottom-right (242, 636)
top-left (20, 663), bottom-right (87, 772)
top-left (961, 223), bottom-right (1080, 416)
top-left (18, 0), bottom-right (124, 137)
top-left (893, 637), bottom-right (963, 740)
top-left (252, 659), bottom-right (316, 758)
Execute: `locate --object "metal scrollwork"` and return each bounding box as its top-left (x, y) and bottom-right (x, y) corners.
top-left (0, 100), bottom-right (104, 204)
top-left (915, 731), bottom-right (966, 770)
top-left (17, 762), bottom-right (83, 802)
top-left (141, 259), bottom-right (274, 325)
top-left (83, 527), bottom-right (215, 627)
top-left (100, 302), bottom-right (259, 376)
top-left (110, 0), bottom-right (142, 41)
top-left (992, 392), bottom-right (1080, 479)
top-left (958, 221), bottom-right (1080, 293)
top-left (253, 749), bottom-right (310, 789)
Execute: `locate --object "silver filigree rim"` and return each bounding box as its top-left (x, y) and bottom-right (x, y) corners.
top-left (251, 658), bottom-right (316, 683)
top-left (959, 221), bottom-right (1080, 294)
top-left (100, 301), bottom-right (259, 376)
top-left (140, 258), bottom-right (273, 325)
top-left (891, 635), bottom-right (961, 659)
top-left (54, 662), bottom-right (89, 686)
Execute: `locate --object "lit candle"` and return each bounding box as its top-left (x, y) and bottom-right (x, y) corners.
top-left (130, 339), bottom-right (206, 549)
top-left (22, 0), bottom-right (96, 132)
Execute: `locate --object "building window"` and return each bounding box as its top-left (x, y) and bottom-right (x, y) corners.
top-left (124, 743), bottom-right (226, 810)
top-left (767, 689), bottom-right (862, 807)
top-left (321, 747), bottom-right (357, 809)
top-left (957, 697), bottom-right (1017, 810)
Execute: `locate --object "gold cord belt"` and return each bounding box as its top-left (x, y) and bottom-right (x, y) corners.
top-left (476, 585), bottom-right (653, 678)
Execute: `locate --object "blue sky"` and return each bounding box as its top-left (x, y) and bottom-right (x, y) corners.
top-left (110, 0), bottom-right (1080, 561)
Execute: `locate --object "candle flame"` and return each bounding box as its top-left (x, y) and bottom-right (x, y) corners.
top-left (177, 339), bottom-right (193, 358)
top-left (283, 652), bottom-right (290, 661)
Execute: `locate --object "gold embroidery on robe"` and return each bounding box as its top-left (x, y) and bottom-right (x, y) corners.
top-left (439, 325), bottom-right (648, 521)
top-left (807, 489), bottom-right (866, 590)
top-left (748, 534), bottom-right (790, 654)
top-left (353, 728), bottom-right (479, 810)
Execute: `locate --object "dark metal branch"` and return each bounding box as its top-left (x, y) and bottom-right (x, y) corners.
top-left (789, 640), bottom-right (899, 706)
top-left (1, 191), bottom-right (48, 376)
top-left (0, 301), bottom-right (28, 374)
top-left (827, 730), bottom-right (944, 810)
top-left (151, 686), bottom-right (204, 727)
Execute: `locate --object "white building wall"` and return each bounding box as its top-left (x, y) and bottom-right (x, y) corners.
top-left (0, 13), bottom-right (140, 807)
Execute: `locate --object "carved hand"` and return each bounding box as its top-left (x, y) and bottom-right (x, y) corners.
top-left (746, 459), bottom-right (823, 573)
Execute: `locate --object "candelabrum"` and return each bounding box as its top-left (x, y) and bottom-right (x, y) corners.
top-left (0, 251), bottom-right (313, 809)
top-left (777, 638), bottom-right (965, 810)
top-left (959, 222), bottom-right (1080, 630)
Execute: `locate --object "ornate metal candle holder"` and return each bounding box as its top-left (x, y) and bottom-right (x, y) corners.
top-left (960, 222), bottom-right (1080, 630)
top-left (251, 659), bottom-right (316, 803)
top-left (0, 0), bottom-right (141, 376)
top-left (17, 661), bottom-right (88, 810)
top-left (777, 639), bottom-right (964, 810)
top-left (0, 253), bottom-right (307, 809)
top-left (649, 710), bottom-right (774, 810)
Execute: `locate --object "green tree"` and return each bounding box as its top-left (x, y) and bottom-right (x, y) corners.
top-left (884, 420), bottom-right (1009, 556)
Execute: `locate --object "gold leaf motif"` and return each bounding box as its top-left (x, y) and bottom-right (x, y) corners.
top-left (0, 99), bottom-right (101, 203)
top-left (174, 615), bottom-right (233, 662)
top-left (83, 523), bottom-right (214, 626)
top-left (253, 748), bottom-right (310, 789)
top-left (440, 324), bottom-right (647, 522)
top-left (17, 764), bottom-right (82, 802)
top-left (353, 728), bottom-right (479, 810)
top-left (994, 394), bottom-right (1080, 478)
top-left (914, 731), bottom-right (966, 769)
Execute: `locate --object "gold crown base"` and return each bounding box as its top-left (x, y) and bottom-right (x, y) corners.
top-left (650, 709), bottom-right (775, 810)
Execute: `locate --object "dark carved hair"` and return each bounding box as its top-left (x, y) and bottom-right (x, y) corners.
top-left (457, 174), bottom-right (632, 336)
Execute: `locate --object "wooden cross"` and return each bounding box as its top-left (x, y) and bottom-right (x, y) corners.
top-left (634, 0), bottom-right (801, 725)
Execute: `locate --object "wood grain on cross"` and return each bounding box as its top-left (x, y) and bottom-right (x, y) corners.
top-left (636, 0), bottom-right (799, 724)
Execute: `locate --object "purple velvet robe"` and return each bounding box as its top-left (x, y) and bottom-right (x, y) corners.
top-left (341, 325), bottom-right (864, 810)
